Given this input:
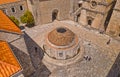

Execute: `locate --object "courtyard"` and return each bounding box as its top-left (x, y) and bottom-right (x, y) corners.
top-left (24, 20), bottom-right (120, 77)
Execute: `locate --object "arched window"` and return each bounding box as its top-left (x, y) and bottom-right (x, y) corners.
top-left (87, 17), bottom-right (93, 26)
top-left (11, 7), bottom-right (15, 12)
top-left (90, 0), bottom-right (97, 8)
top-left (52, 9), bottom-right (58, 21)
top-left (78, 0), bottom-right (83, 7)
top-left (20, 5), bottom-right (23, 10)
top-left (88, 19), bottom-right (92, 25)
top-left (78, 3), bottom-right (82, 7)
top-left (59, 52), bottom-right (63, 57)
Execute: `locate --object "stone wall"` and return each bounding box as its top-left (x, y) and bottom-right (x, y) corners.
top-left (10, 43), bottom-right (35, 77)
top-left (72, 0), bottom-right (114, 31)
top-left (106, 0), bottom-right (120, 37)
top-left (27, 0), bottom-right (70, 25)
top-left (0, 31), bottom-right (21, 42)
top-left (26, 0), bottom-right (40, 25)
top-left (44, 39), bottom-right (80, 60)
top-left (39, 0), bottom-right (70, 24)
top-left (0, 0), bottom-right (28, 20)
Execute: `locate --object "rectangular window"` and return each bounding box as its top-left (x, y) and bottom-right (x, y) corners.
top-left (20, 5), bottom-right (23, 10)
top-left (11, 7), bottom-right (15, 12)
top-left (59, 52), bottom-right (63, 57)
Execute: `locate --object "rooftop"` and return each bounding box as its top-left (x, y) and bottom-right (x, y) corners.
top-left (48, 27), bottom-right (75, 46)
top-left (0, 10), bottom-right (21, 34)
top-left (0, 40), bottom-right (21, 77)
top-left (0, 0), bottom-right (19, 5)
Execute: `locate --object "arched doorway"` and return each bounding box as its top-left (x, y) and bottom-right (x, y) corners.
top-left (87, 17), bottom-right (93, 26)
top-left (52, 9), bottom-right (58, 21)
top-left (78, 3), bottom-right (82, 7)
top-left (88, 19), bottom-right (92, 25)
top-left (76, 14), bottom-right (80, 22)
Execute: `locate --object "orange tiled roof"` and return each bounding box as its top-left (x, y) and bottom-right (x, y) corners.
top-left (0, 41), bottom-right (21, 77)
top-left (0, 10), bottom-right (22, 34)
top-left (0, 0), bottom-right (19, 5)
top-left (106, 0), bottom-right (112, 3)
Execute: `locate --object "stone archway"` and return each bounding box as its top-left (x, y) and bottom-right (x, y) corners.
top-left (88, 19), bottom-right (92, 25)
top-left (52, 9), bottom-right (58, 21)
top-left (87, 17), bottom-right (93, 26)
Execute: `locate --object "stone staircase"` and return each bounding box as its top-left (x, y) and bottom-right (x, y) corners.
top-left (73, 7), bottom-right (82, 16)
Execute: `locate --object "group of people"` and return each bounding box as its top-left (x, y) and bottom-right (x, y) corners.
top-left (84, 55), bottom-right (91, 61)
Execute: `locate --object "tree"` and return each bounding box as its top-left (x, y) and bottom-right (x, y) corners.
top-left (20, 10), bottom-right (35, 27)
top-left (9, 16), bottom-right (20, 26)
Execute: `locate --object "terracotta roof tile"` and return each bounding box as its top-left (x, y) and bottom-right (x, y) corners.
top-left (0, 41), bottom-right (21, 77)
top-left (0, 0), bottom-right (19, 5)
top-left (0, 10), bottom-right (22, 34)
top-left (48, 27), bottom-right (75, 46)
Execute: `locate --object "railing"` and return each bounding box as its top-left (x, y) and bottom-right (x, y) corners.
top-left (73, 7), bottom-right (82, 15)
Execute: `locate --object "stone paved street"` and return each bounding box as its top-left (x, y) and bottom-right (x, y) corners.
top-left (24, 20), bottom-right (120, 77)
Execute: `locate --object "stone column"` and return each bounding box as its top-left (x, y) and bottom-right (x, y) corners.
top-left (79, 9), bottom-right (87, 26)
top-left (91, 14), bottom-right (104, 30)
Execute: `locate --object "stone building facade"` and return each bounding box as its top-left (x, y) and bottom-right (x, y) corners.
top-left (27, 0), bottom-right (70, 25)
top-left (1, 0), bottom-right (120, 76)
top-left (0, 0), bottom-right (28, 20)
top-left (26, 0), bottom-right (119, 37)
top-left (70, 0), bottom-right (116, 31)
top-left (0, 0), bottom-right (119, 38)
top-left (106, 0), bottom-right (120, 37)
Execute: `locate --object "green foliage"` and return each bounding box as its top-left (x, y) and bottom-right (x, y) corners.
top-left (9, 16), bottom-right (20, 26)
top-left (20, 10), bottom-right (35, 27)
